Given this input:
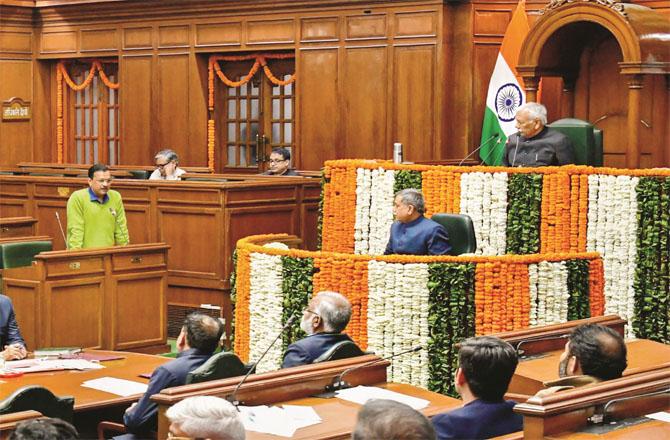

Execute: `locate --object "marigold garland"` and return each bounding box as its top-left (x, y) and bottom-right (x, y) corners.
top-left (56, 67), bottom-right (64, 163)
top-left (588, 258), bottom-right (605, 317)
top-left (233, 248), bottom-right (251, 362)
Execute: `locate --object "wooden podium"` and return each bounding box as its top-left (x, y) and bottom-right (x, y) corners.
top-left (2, 243), bottom-right (169, 353)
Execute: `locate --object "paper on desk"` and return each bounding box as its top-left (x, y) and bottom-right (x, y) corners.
top-left (646, 411), bottom-right (670, 423)
top-left (335, 386), bottom-right (429, 410)
top-left (238, 405), bottom-right (322, 438)
top-left (6, 358), bottom-right (104, 373)
top-left (81, 377), bottom-right (148, 397)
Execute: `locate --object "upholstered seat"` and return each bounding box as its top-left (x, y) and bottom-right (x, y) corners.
top-left (313, 340), bottom-right (364, 363)
top-left (0, 241), bottom-right (52, 269)
top-left (431, 213), bottom-right (477, 255)
top-left (185, 351), bottom-right (251, 384)
top-left (0, 386), bottom-right (74, 423)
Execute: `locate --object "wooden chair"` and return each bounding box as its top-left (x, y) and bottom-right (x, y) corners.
top-left (0, 386), bottom-right (74, 423)
top-left (431, 213), bottom-right (477, 255)
top-left (314, 340), bottom-right (365, 363)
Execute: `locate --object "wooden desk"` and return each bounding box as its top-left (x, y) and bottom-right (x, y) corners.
top-left (509, 339), bottom-right (670, 396)
top-left (245, 383), bottom-right (460, 440)
top-left (0, 350), bottom-right (170, 438)
top-left (2, 243), bottom-right (169, 352)
top-left (152, 355), bottom-right (461, 439)
top-left (548, 417), bottom-right (670, 439)
top-left (0, 217), bottom-right (37, 239)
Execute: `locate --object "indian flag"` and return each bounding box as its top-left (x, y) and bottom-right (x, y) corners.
top-left (480, 0), bottom-right (530, 165)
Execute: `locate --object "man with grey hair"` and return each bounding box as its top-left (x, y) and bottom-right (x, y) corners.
top-left (353, 399), bottom-right (436, 440)
top-left (502, 102), bottom-right (575, 167)
top-left (149, 149), bottom-right (186, 180)
top-left (384, 188), bottom-right (451, 255)
top-left (166, 396), bottom-right (245, 440)
top-left (281, 291), bottom-right (359, 368)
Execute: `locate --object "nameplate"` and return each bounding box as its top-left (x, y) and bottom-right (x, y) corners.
top-left (2, 97), bottom-right (31, 121)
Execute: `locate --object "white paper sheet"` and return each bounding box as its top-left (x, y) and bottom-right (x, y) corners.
top-left (335, 385), bottom-right (430, 410)
top-left (239, 405), bottom-right (322, 438)
top-left (5, 358), bottom-right (104, 373)
top-left (646, 411), bottom-right (670, 423)
top-left (81, 377), bottom-right (148, 397)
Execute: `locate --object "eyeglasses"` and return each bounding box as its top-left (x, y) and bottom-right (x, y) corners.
top-left (156, 161), bottom-right (172, 169)
top-left (269, 159), bottom-right (288, 164)
top-left (304, 308), bottom-right (320, 317)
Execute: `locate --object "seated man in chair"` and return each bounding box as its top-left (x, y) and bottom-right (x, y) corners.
top-left (1, 294), bottom-right (27, 361)
top-left (121, 313), bottom-right (223, 438)
top-left (281, 291), bottom-right (358, 368)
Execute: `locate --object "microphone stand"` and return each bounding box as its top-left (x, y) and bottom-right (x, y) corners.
top-left (316, 345), bottom-right (423, 398)
top-left (459, 133), bottom-right (499, 166)
top-left (227, 313), bottom-right (298, 408)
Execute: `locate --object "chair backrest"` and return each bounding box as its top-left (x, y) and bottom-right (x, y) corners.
top-left (314, 340), bottom-right (364, 363)
top-left (431, 213), bottom-right (477, 255)
top-left (128, 169), bottom-right (151, 179)
top-left (547, 118), bottom-right (603, 166)
top-left (0, 386), bottom-right (74, 423)
top-left (0, 241), bottom-right (52, 269)
top-left (185, 351), bottom-right (249, 384)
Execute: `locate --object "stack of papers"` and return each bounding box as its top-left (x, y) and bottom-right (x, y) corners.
top-left (81, 377), bottom-right (148, 397)
top-left (4, 358), bottom-right (104, 373)
top-left (335, 386), bottom-right (430, 410)
top-left (238, 405), bottom-right (322, 438)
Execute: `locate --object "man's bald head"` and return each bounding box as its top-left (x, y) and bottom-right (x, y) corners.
top-left (310, 291), bottom-right (352, 333)
top-left (568, 324), bottom-right (627, 381)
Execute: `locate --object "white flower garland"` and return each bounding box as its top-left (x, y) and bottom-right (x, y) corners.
top-left (354, 168), bottom-right (372, 254)
top-left (586, 174), bottom-right (638, 336)
top-left (459, 172), bottom-right (508, 255)
top-left (367, 260), bottom-right (430, 387)
top-left (368, 169), bottom-right (396, 255)
top-left (248, 251), bottom-right (285, 372)
top-left (530, 261), bottom-right (569, 326)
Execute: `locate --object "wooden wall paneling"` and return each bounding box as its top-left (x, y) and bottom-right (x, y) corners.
top-left (158, 25), bottom-right (189, 49)
top-left (40, 31), bottom-right (76, 54)
top-left (300, 17), bottom-right (339, 42)
top-left (157, 54), bottom-right (189, 154)
top-left (394, 11), bottom-right (438, 38)
top-left (124, 203), bottom-right (152, 245)
top-left (112, 271), bottom-right (166, 349)
top-left (187, 54), bottom-right (208, 166)
top-left (46, 277), bottom-right (105, 349)
top-left (80, 28), bottom-right (118, 52)
top-left (296, 48), bottom-right (339, 168)
top-left (391, 44), bottom-right (436, 162)
top-left (34, 201), bottom-right (67, 250)
top-left (247, 19), bottom-right (295, 45)
top-left (0, 181), bottom-right (30, 218)
top-left (346, 14), bottom-right (387, 40)
top-left (0, 60), bottom-right (34, 167)
top-left (194, 22), bottom-right (242, 48)
top-left (342, 45), bottom-right (388, 159)
top-left (33, 60), bottom-right (53, 163)
top-left (4, 280), bottom-right (39, 348)
top-left (123, 27), bottom-right (153, 50)
top-left (120, 55), bottom-right (152, 165)
top-left (0, 29), bottom-right (32, 54)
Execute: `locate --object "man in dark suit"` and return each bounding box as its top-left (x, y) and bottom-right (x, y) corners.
top-left (281, 291), bottom-right (357, 368)
top-left (0, 294), bottom-right (27, 361)
top-left (121, 313), bottom-right (223, 438)
top-left (432, 336), bottom-right (522, 439)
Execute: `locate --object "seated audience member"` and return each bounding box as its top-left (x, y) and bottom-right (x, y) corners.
top-left (538, 323), bottom-right (627, 396)
top-left (384, 189), bottom-right (451, 255)
top-left (262, 147), bottom-right (299, 176)
top-left (9, 418), bottom-right (78, 440)
top-left (281, 291), bottom-right (356, 368)
top-left (1, 294), bottom-right (27, 360)
top-left (122, 313), bottom-right (223, 437)
top-left (432, 336), bottom-right (522, 440)
top-left (166, 396), bottom-right (245, 440)
top-left (352, 399), bottom-right (436, 440)
top-left (149, 149), bottom-right (186, 180)
top-left (502, 102), bottom-right (575, 167)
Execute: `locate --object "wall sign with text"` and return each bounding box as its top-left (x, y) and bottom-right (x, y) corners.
top-left (2, 97), bottom-right (31, 121)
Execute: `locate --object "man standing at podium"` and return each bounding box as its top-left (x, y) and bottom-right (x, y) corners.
top-left (66, 163), bottom-right (129, 250)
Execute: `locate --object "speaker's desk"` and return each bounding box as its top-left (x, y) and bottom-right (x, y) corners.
top-left (1, 243), bottom-right (169, 353)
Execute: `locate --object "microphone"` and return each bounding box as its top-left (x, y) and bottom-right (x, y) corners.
top-left (323, 345), bottom-right (423, 396)
top-left (227, 312), bottom-right (299, 407)
top-left (511, 132), bottom-right (521, 167)
top-left (55, 212), bottom-right (67, 249)
top-left (459, 133), bottom-right (499, 166)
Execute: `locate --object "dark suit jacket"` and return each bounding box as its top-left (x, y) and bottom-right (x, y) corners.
top-left (0, 294), bottom-right (25, 349)
top-left (123, 348), bottom-right (212, 435)
top-left (281, 332), bottom-right (354, 368)
top-left (432, 399), bottom-right (523, 440)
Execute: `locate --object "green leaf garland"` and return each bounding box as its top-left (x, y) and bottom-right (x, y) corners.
top-left (506, 173), bottom-right (543, 254)
top-left (427, 262), bottom-right (476, 396)
top-left (281, 256), bottom-right (314, 351)
top-left (566, 259), bottom-right (590, 321)
top-left (394, 169), bottom-right (422, 194)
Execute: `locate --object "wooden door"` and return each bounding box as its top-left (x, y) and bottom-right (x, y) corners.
top-left (216, 58), bottom-right (295, 173)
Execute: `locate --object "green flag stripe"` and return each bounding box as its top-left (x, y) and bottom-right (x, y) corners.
top-left (480, 107), bottom-right (508, 166)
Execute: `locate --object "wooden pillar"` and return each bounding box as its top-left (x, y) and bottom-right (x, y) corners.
top-left (523, 76), bottom-right (540, 103)
top-left (625, 74), bottom-right (643, 169)
top-left (561, 77), bottom-right (576, 118)
top-left (664, 75), bottom-right (670, 166)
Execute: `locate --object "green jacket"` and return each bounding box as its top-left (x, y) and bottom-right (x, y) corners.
top-left (66, 188), bottom-right (129, 250)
